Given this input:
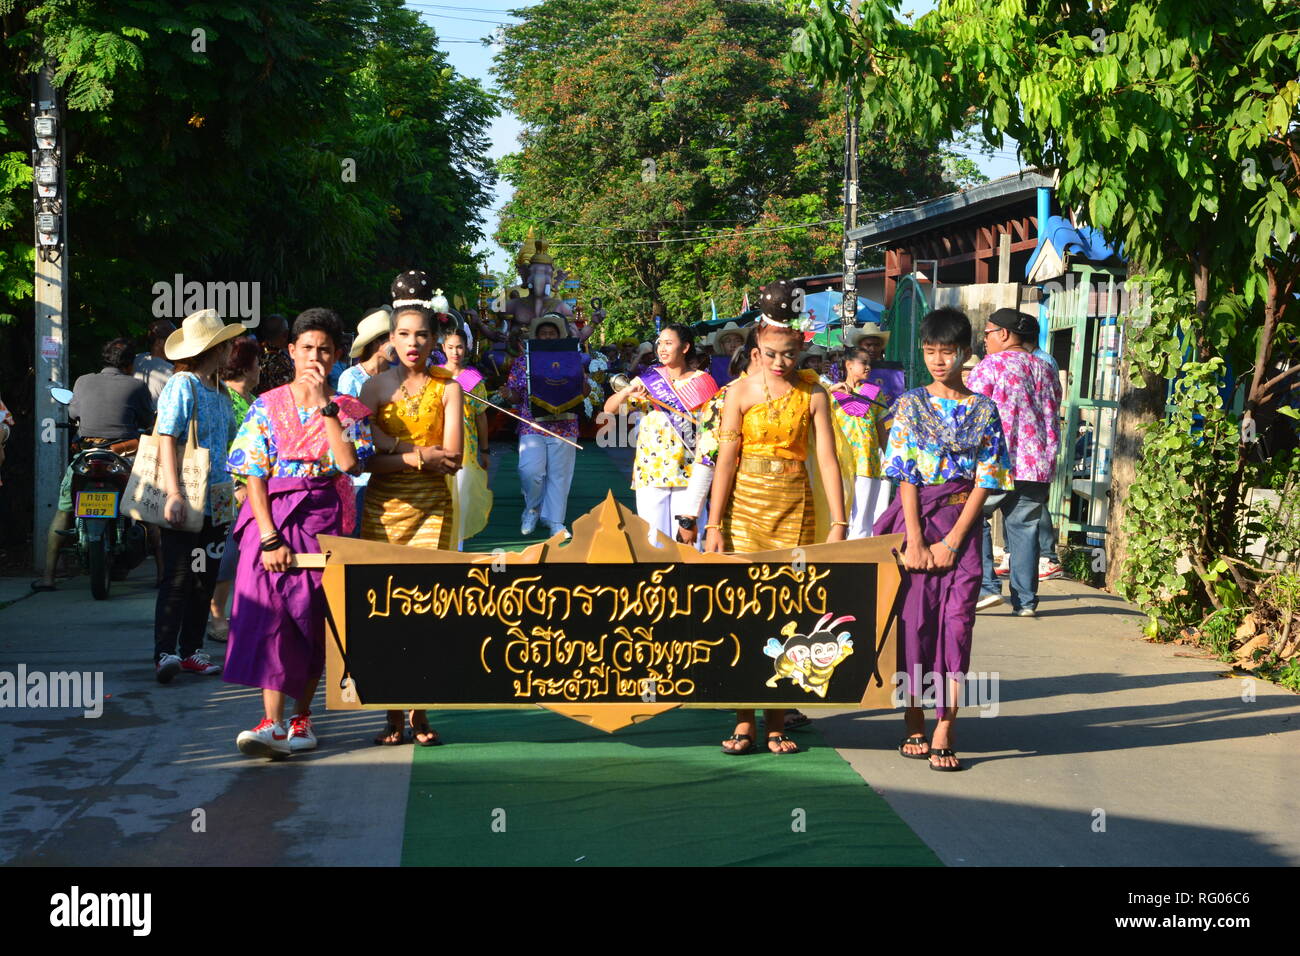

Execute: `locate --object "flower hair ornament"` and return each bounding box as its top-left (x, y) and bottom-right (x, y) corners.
top-left (758, 278), bottom-right (813, 333)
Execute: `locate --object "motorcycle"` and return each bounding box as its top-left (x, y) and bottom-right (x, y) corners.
top-left (49, 385), bottom-right (149, 599)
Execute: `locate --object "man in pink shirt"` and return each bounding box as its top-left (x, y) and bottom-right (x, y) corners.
top-left (967, 309), bottom-right (1062, 617)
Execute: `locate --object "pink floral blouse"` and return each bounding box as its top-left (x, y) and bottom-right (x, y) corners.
top-left (966, 350), bottom-right (1062, 483)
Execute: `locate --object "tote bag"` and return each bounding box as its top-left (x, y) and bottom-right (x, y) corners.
top-left (122, 379), bottom-right (209, 533)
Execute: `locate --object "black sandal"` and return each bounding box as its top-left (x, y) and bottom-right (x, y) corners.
top-left (373, 716), bottom-right (407, 746)
top-left (410, 712), bottom-right (442, 747)
top-left (928, 748), bottom-right (965, 772)
top-left (899, 734), bottom-right (930, 759)
top-left (721, 733), bottom-right (755, 755)
top-left (766, 733), bottom-right (800, 755)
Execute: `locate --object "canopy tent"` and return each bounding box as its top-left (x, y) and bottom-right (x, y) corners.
top-left (804, 290), bottom-right (885, 347)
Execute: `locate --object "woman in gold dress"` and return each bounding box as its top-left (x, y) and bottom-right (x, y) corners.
top-left (704, 280), bottom-right (848, 755)
top-left (359, 305), bottom-right (464, 746)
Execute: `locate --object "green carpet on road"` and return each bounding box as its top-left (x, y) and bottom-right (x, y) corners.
top-left (403, 442), bottom-right (937, 866)
top-left (401, 708), bottom-right (939, 867)
top-left (464, 439), bottom-right (634, 553)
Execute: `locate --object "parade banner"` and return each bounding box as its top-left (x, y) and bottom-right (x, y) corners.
top-left (317, 494), bottom-right (904, 731)
top-left (527, 338), bottom-right (584, 414)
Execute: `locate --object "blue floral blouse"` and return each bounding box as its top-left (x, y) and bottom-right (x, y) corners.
top-left (883, 388), bottom-right (1013, 489)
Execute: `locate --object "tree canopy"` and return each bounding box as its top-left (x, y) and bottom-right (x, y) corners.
top-left (491, 0), bottom-right (954, 329)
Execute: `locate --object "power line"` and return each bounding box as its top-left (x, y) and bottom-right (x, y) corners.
top-left (542, 218), bottom-right (838, 247)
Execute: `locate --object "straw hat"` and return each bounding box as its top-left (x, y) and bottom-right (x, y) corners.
top-left (164, 309), bottom-right (246, 362)
top-left (350, 306), bottom-right (394, 358)
top-left (714, 321), bottom-right (747, 349)
top-left (635, 341), bottom-right (654, 360)
top-left (528, 312), bottom-right (568, 338)
top-left (843, 322), bottom-right (890, 348)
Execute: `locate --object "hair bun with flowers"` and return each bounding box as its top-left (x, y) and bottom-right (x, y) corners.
top-left (758, 278), bottom-right (812, 333)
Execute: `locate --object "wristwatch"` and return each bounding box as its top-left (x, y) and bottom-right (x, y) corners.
top-left (676, 516), bottom-right (696, 531)
top-left (319, 401), bottom-right (339, 418)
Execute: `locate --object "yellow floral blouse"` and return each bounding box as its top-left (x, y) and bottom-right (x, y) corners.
top-left (627, 370), bottom-right (713, 490)
top-left (830, 387), bottom-right (887, 478)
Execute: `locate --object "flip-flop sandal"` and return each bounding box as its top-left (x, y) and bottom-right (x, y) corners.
top-left (721, 733), bottom-right (755, 755)
top-left (784, 711), bottom-right (812, 731)
top-left (928, 748), bottom-right (965, 772)
top-left (373, 721), bottom-right (408, 746)
top-left (899, 734), bottom-right (930, 759)
top-left (410, 715), bottom-right (443, 747)
top-left (766, 733), bottom-right (801, 755)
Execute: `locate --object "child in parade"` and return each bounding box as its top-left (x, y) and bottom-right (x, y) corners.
top-left (224, 309), bottom-right (373, 758)
top-left (602, 323), bottom-right (718, 546)
top-left (438, 326), bottom-right (493, 549)
top-left (359, 305), bottom-right (464, 746)
top-left (829, 344), bottom-right (892, 536)
top-left (873, 307), bottom-right (1013, 771)
top-left (704, 280), bottom-right (849, 755)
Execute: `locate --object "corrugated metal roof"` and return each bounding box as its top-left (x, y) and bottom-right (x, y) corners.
top-left (847, 168), bottom-right (1056, 246)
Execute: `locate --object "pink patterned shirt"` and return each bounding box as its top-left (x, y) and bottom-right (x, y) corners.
top-left (966, 350), bottom-right (1061, 483)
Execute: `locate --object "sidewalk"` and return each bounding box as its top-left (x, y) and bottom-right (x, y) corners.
top-left (818, 577), bottom-right (1300, 866)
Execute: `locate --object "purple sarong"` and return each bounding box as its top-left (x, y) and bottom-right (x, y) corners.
top-left (873, 478), bottom-right (980, 718)
top-left (223, 476), bottom-right (342, 699)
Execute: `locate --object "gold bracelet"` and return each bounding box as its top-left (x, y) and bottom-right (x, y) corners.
top-left (831, 520), bottom-right (849, 527)
top-left (717, 429), bottom-right (741, 443)
top-left (704, 523), bottom-right (722, 530)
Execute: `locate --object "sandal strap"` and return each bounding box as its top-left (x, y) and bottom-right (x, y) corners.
top-left (767, 734), bottom-right (794, 743)
top-left (725, 733), bottom-right (754, 742)
top-left (929, 748), bottom-right (956, 758)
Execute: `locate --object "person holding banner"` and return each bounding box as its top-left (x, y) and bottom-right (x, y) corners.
top-left (359, 305), bottom-right (464, 747)
top-left (829, 344), bottom-right (892, 536)
top-left (438, 326), bottom-right (493, 549)
top-left (500, 314), bottom-right (589, 538)
top-left (223, 309), bottom-right (373, 758)
top-left (873, 307), bottom-right (1013, 772)
top-left (602, 323), bottom-right (718, 547)
top-left (704, 280), bottom-right (849, 755)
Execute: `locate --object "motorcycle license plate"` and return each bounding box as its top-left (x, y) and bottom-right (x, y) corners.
top-left (75, 491), bottom-right (119, 519)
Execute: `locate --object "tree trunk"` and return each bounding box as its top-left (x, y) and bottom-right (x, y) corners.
top-left (1105, 357), bottom-right (1166, 593)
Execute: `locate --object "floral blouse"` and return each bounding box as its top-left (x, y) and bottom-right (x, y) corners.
top-left (227, 395), bottom-right (374, 479)
top-left (830, 390), bottom-right (887, 479)
top-left (883, 388), bottom-right (1013, 489)
top-left (966, 349), bottom-right (1061, 483)
top-left (626, 371), bottom-right (715, 490)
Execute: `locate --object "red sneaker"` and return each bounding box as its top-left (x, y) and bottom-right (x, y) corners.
top-left (180, 651), bottom-right (222, 676)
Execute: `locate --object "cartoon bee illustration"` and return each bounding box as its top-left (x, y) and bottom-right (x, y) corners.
top-left (764, 614), bottom-right (856, 698)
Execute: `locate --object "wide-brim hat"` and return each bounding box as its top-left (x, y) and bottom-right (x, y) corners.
top-left (805, 343), bottom-right (828, 357)
top-left (635, 341), bottom-right (654, 359)
top-left (164, 309), bottom-right (246, 362)
top-left (715, 321), bottom-right (747, 347)
top-left (844, 322), bottom-right (890, 348)
top-left (528, 313), bottom-right (567, 338)
top-left (350, 306), bottom-right (394, 358)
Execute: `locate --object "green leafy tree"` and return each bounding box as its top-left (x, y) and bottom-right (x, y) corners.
top-left (789, 0), bottom-right (1300, 630)
top-left (491, 0), bottom-right (950, 329)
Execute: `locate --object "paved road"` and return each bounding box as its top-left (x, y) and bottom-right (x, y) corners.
top-left (2, 479), bottom-right (1297, 865)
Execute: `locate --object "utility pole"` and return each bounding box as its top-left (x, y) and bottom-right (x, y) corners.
top-left (840, 82), bottom-right (860, 346)
top-left (31, 63), bottom-right (68, 571)
top-left (839, 0), bottom-right (862, 346)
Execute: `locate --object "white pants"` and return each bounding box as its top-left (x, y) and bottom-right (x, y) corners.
top-left (518, 433), bottom-right (577, 527)
top-left (635, 485), bottom-right (706, 550)
top-left (849, 476), bottom-right (892, 539)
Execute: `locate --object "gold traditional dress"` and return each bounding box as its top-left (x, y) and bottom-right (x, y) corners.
top-left (721, 369), bottom-right (819, 553)
top-left (362, 368), bottom-right (457, 549)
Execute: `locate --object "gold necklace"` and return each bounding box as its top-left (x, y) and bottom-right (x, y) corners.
top-left (398, 377), bottom-right (428, 417)
top-left (761, 371), bottom-right (782, 422)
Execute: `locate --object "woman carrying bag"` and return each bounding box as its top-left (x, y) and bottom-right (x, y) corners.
top-left (153, 309), bottom-right (243, 684)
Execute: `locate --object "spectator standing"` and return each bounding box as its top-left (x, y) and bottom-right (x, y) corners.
top-left (967, 308), bottom-right (1062, 617)
top-left (134, 319), bottom-right (176, 409)
top-left (254, 314), bottom-right (294, 395)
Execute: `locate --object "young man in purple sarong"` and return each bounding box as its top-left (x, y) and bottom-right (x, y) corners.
top-left (223, 309), bottom-right (373, 759)
top-left (874, 308), bottom-right (1013, 772)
